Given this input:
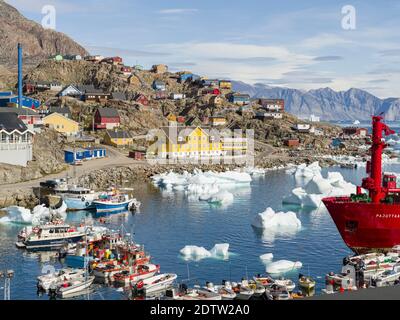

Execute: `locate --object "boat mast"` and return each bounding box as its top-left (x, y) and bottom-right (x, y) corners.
top-left (362, 116), bottom-right (395, 203)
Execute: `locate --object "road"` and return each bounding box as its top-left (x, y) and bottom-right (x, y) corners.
top-left (0, 145), bottom-right (146, 191)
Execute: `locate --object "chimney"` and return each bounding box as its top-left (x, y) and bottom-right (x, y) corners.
top-left (18, 43), bottom-right (22, 108)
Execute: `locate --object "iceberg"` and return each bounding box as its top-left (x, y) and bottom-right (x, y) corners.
top-left (260, 253), bottom-right (274, 262)
top-left (179, 243), bottom-right (230, 261)
top-left (266, 260), bottom-right (302, 274)
top-left (152, 169), bottom-right (252, 206)
top-left (0, 206), bottom-right (32, 224)
top-left (251, 207), bottom-right (301, 230)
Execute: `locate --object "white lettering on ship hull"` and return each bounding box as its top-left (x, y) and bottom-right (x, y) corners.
top-left (376, 214), bottom-right (400, 218)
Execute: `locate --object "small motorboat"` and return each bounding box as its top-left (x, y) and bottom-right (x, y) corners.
top-left (114, 264), bottom-right (160, 286)
top-left (134, 273), bottom-right (177, 294)
top-left (93, 261), bottom-right (129, 282)
top-left (248, 280), bottom-right (266, 297)
top-left (269, 284), bottom-right (292, 300)
top-left (253, 274), bottom-right (275, 288)
top-left (37, 267), bottom-right (86, 292)
top-left (202, 281), bottom-right (236, 300)
top-left (231, 280), bottom-right (254, 300)
top-left (274, 277), bottom-right (295, 292)
top-left (55, 276), bottom-right (95, 298)
top-left (291, 290), bottom-right (306, 299)
top-left (298, 274), bottom-right (316, 290)
top-left (93, 191), bottom-right (139, 214)
top-left (372, 264), bottom-right (400, 287)
top-left (164, 286), bottom-right (222, 300)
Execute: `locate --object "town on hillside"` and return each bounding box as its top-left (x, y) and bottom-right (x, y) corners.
top-left (0, 49), bottom-right (373, 184)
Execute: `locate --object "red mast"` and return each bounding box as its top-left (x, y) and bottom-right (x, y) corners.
top-left (361, 116), bottom-right (395, 203)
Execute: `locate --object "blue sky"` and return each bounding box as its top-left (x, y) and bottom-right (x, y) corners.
top-left (6, 0), bottom-right (400, 98)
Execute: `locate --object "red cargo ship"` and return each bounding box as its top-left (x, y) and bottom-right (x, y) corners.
top-left (323, 116), bottom-right (400, 253)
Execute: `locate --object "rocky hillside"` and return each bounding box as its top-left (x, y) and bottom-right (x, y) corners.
top-left (0, 0), bottom-right (88, 68)
top-left (233, 81), bottom-right (400, 121)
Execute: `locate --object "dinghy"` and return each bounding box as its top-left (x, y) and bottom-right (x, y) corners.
top-left (134, 273), bottom-right (177, 294)
top-left (37, 267), bottom-right (86, 292)
top-left (56, 276), bottom-right (95, 298)
top-left (298, 274), bottom-right (316, 290)
top-left (274, 277), bottom-right (295, 292)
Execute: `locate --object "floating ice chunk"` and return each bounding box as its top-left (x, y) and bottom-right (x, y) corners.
top-left (266, 260), bottom-right (302, 274)
top-left (180, 245), bottom-right (211, 258)
top-left (260, 253), bottom-right (274, 262)
top-left (0, 206), bottom-right (32, 224)
top-left (252, 207), bottom-right (301, 230)
top-left (179, 243), bottom-right (231, 261)
top-left (209, 243), bottom-right (229, 258)
top-left (353, 120), bottom-right (360, 125)
top-left (304, 176), bottom-right (333, 195)
top-left (206, 191), bottom-right (234, 206)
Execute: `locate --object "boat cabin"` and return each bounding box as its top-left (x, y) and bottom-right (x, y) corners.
top-left (383, 174), bottom-right (397, 189)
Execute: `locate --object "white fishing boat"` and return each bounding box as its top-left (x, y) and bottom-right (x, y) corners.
top-left (298, 274), bottom-right (316, 290)
top-left (372, 264), bottom-right (400, 287)
top-left (269, 284), bottom-right (292, 300)
top-left (114, 263), bottom-right (160, 285)
top-left (231, 280), bottom-right (254, 300)
top-left (202, 281), bottom-right (236, 300)
top-left (93, 261), bottom-right (129, 281)
top-left (253, 274), bottom-right (275, 288)
top-left (274, 277), bottom-right (296, 292)
top-left (55, 184), bottom-right (100, 211)
top-left (24, 224), bottom-right (86, 250)
top-left (37, 267), bottom-right (86, 292)
top-left (165, 286), bottom-right (222, 300)
top-left (134, 273), bottom-right (177, 294)
top-left (248, 280), bottom-right (266, 297)
top-left (56, 276), bottom-right (95, 298)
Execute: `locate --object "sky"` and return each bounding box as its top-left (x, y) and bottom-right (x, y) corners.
top-left (5, 0), bottom-right (400, 98)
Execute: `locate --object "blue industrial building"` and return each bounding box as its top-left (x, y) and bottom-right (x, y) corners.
top-left (64, 147), bottom-right (106, 164)
top-left (0, 91), bottom-right (40, 108)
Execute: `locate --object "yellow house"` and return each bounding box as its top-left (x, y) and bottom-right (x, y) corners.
top-left (104, 130), bottom-right (133, 147)
top-left (157, 126), bottom-right (222, 159)
top-left (43, 112), bottom-right (79, 136)
top-left (219, 80), bottom-right (232, 90)
top-left (209, 116), bottom-right (227, 127)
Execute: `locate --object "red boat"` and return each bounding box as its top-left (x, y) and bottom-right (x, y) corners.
top-left (323, 116), bottom-right (400, 253)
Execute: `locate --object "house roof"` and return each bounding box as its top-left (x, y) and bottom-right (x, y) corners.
top-left (159, 126), bottom-right (210, 144)
top-left (0, 112), bottom-right (29, 132)
top-left (77, 84), bottom-right (96, 93)
top-left (49, 106), bottom-right (71, 117)
top-left (0, 107), bottom-right (39, 116)
top-left (96, 107), bottom-right (119, 118)
top-left (43, 112), bottom-right (79, 125)
top-left (112, 92), bottom-right (127, 100)
top-left (106, 130), bottom-right (132, 139)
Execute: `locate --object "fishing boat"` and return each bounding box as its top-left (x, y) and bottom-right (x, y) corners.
top-left (372, 264), bottom-right (400, 287)
top-left (231, 280), bottom-right (254, 300)
top-left (93, 192), bottom-right (140, 213)
top-left (114, 264), bottom-right (160, 286)
top-left (133, 273), bottom-right (177, 294)
top-left (322, 116), bottom-right (400, 253)
top-left (298, 274), bottom-right (316, 290)
top-left (164, 286), bottom-right (222, 300)
top-left (55, 184), bottom-right (100, 211)
top-left (56, 276), bottom-right (95, 298)
top-left (202, 281), bottom-right (236, 300)
top-left (92, 261), bottom-right (129, 281)
top-left (274, 277), bottom-right (296, 292)
top-left (248, 280), bottom-right (266, 297)
top-left (269, 284), bottom-right (292, 300)
top-left (24, 224), bottom-right (86, 250)
top-left (253, 274), bottom-right (275, 288)
top-left (37, 267), bottom-right (86, 292)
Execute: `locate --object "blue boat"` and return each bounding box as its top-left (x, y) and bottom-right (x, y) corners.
top-left (55, 184), bottom-right (99, 211)
top-left (93, 193), bottom-right (133, 213)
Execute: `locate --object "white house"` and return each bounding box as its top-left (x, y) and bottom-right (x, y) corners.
top-left (0, 113), bottom-right (34, 167)
top-left (170, 93), bottom-right (186, 100)
top-left (57, 85), bottom-right (82, 97)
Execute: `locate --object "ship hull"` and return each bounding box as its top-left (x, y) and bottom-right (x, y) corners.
top-left (323, 196), bottom-right (400, 253)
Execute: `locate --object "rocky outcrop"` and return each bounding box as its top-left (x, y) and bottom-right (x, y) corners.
top-left (0, 0), bottom-right (88, 67)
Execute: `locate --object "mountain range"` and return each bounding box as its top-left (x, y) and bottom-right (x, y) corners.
top-left (232, 81), bottom-right (400, 121)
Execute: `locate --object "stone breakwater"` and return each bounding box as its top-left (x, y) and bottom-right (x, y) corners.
top-left (0, 156), bottom-right (337, 207)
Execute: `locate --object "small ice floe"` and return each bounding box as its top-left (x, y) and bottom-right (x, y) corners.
top-left (266, 260), bottom-right (302, 274)
top-left (179, 243), bottom-right (230, 261)
top-left (201, 190), bottom-right (234, 206)
top-left (259, 253), bottom-right (274, 262)
top-left (0, 202), bottom-right (67, 226)
top-left (251, 207), bottom-right (301, 230)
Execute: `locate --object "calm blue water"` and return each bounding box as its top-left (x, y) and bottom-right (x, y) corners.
top-left (1, 163), bottom-right (400, 300)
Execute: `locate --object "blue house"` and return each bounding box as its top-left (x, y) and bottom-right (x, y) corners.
top-left (179, 73), bottom-right (201, 83)
top-left (228, 93), bottom-right (251, 105)
top-left (0, 92), bottom-right (40, 108)
top-left (64, 147), bottom-right (106, 164)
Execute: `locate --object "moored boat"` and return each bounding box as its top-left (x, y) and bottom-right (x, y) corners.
top-left (114, 263), bottom-right (160, 285)
top-left (298, 274), bottom-right (316, 290)
top-left (274, 277), bottom-right (296, 292)
top-left (93, 192), bottom-right (140, 213)
top-left (37, 267), bottom-right (86, 292)
top-left (55, 184), bottom-right (100, 211)
top-left (56, 276), bottom-right (95, 298)
top-left (133, 273), bottom-right (177, 294)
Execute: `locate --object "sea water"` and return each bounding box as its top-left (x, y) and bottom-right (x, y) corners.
top-left (1, 163), bottom-right (400, 299)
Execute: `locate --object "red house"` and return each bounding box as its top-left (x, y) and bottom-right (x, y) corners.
top-left (94, 107), bottom-right (120, 130)
top-left (202, 88), bottom-right (221, 95)
top-left (134, 93), bottom-right (149, 106)
top-left (121, 66), bottom-right (132, 75)
top-left (102, 56), bottom-right (123, 65)
top-left (177, 116), bottom-right (185, 123)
